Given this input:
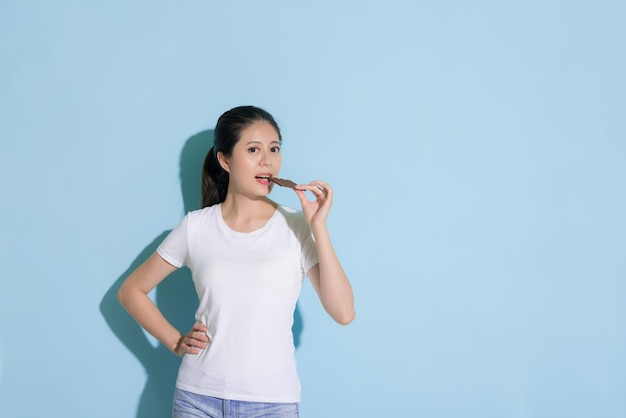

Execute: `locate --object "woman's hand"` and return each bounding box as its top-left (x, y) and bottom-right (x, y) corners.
top-left (295, 180), bottom-right (332, 229)
top-left (174, 322), bottom-right (210, 357)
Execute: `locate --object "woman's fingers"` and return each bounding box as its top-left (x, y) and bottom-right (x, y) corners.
top-left (188, 324), bottom-right (210, 344)
top-left (177, 323), bottom-right (210, 356)
top-left (296, 181), bottom-right (331, 201)
top-left (187, 332), bottom-right (209, 345)
top-left (191, 322), bottom-right (209, 337)
top-left (294, 180), bottom-right (333, 227)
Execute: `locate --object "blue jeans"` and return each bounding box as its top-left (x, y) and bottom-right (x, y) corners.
top-left (172, 388), bottom-right (300, 418)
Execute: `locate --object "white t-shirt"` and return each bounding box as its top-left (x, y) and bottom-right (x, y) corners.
top-left (157, 204), bottom-right (319, 403)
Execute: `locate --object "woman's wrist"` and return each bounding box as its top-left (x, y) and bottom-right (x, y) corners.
top-left (310, 222), bottom-right (329, 240)
top-left (170, 333), bottom-right (185, 355)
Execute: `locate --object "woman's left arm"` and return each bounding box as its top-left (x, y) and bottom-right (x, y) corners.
top-left (295, 181), bottom-right (356, 325)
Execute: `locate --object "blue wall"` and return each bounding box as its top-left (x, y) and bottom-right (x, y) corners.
top-left (1, 1), bottom-right (625, 417)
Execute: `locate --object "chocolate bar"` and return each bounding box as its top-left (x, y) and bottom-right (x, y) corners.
top-left (270, 177), bottom-right (298, 189)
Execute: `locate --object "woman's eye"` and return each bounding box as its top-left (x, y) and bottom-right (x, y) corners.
top-left (248, 147), bottom-right (259, 153)
top-left (271, 147), bottom-right (281, 153)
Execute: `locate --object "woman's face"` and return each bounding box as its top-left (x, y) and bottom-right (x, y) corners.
top-left (218, 120), bottom-right (282, 197)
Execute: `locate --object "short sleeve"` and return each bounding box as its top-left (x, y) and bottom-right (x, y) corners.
top-left (156, 215), bottom-right (189, 268)
top-left (299, 219), bottom-right (319, 275)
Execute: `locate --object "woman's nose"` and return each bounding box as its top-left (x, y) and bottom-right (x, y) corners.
top-left (260, 152), bottom-right (272, 166)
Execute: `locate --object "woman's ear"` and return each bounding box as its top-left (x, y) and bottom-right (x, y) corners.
top-left (217, 151), bottom-right (230, 173)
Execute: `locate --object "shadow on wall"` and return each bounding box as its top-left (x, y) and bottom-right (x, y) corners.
top-left (99, 129), bottom-right (304, 418)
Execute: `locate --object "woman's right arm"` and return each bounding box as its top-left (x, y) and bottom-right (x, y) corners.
top-left (117, 252), bottom-right (208, 356)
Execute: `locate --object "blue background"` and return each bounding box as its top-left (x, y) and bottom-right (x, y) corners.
top-left (1, 1), bottom-right (625, 417)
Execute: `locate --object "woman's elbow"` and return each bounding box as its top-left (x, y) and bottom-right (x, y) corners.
top-left (335, 309), bottom-right (356, 326)
top-left (117, 283), bottom-right (132, 308)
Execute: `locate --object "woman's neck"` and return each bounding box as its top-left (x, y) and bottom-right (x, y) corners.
top-left (220, 194), bottom-right (277, 233)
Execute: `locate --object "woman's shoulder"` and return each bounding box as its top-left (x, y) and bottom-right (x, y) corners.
top-left (276, 205), bottom-right (308, 229)
top-left (186, 204), bottom-right (220, 223)
top-left (276, 204), bottom-right (302, 218)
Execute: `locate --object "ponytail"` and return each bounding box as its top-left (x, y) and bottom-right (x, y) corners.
top-left (201, 146), bottom-right (228, 207)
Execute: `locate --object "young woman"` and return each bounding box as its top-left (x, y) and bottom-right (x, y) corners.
top-left (118, 105), bottom-right (355, 418)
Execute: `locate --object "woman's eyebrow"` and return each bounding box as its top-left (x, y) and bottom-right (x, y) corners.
top-left (245, 140), bottom-right (281, 145)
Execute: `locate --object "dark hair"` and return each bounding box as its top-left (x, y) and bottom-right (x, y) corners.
top-left (201, 105), bottom-right (281, 207)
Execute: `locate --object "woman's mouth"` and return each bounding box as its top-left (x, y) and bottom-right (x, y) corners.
top-left (255, 175), bottom-right (272, 185)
